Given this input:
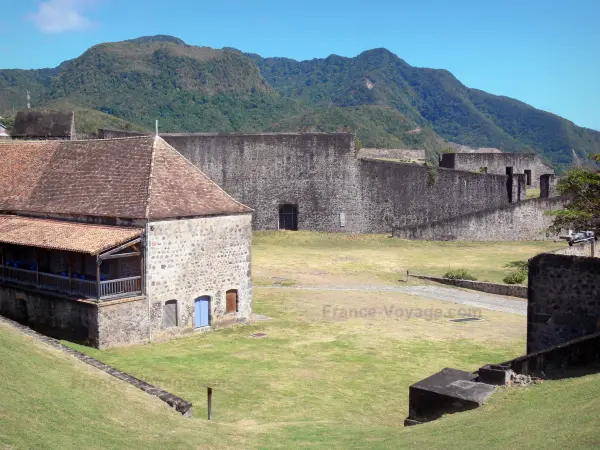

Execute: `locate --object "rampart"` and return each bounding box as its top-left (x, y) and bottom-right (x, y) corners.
top-left (527, 253), bottom-right (600, 353)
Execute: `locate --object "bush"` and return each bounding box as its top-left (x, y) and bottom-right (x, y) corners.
top-left (443, 269), bottom-right (477, 281)
top-left (503, 270), bottom-right (527, 284)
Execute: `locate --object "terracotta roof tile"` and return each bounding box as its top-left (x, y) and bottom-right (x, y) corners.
top-left (0, 136), bottom-right (251, 219)
top-left (0, 215), bottom-right (142, 255)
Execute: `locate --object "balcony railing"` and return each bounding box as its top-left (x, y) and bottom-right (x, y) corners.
top-left (1, 265), bottom-right (142, 301)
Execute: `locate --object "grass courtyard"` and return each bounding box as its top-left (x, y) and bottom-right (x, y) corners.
top-left (2, 232), bottom-right (594, 449)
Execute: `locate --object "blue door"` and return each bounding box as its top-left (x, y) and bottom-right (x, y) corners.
top-left (194, 296), bottom-right (210, 328)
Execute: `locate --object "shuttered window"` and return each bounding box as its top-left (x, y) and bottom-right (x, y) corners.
top-left (226, 290), bottom-right (238, 314)
top-left (163, 300), bottom-right (178, 328)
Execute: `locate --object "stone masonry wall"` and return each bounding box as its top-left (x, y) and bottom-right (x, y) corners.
top-left (96, 298), bottom-right (150, 348)
top-left (0, 285), bottom-right (99, 346)
top-left (439, 152), bottom-right (555, 188)
top-left (159, 133), bottom-right (510, 234)
top-left (357, 148), bottom-right (425, 161)
top-left (145, 214), bottom-right (252, 341)
top-left (393, 197), bottom-right (565, 241)
top-left (551, 240), bottom-right (599, 258)
top-left (527, 253), bottom-right (600, 353)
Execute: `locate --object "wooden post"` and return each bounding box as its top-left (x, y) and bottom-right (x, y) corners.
top-left (207, 387), bottom-right (213, 420)
top-left (34, 249), bottom-right (39, 287)
top-left (406, 270), bottom-right (409, 282)
top-left (67, 255), bottom-right (72, 295)
top-left (96, 256), bottom-right (101, 300)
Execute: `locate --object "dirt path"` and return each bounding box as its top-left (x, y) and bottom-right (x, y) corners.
top-left (261, 284), bottom-right (527, 316)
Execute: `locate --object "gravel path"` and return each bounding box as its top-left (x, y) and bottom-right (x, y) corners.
top-left (261, 284), bottom-right (527, 316)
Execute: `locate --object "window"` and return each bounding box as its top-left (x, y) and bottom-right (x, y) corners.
top-left (524, 169), bottom-right (532, 186)
top-left (163, 300), bottom-right (178, 328)
top-left (226, 290), bottom-right (238, 314)
top-left (340, 212), bottom-right (346, 227)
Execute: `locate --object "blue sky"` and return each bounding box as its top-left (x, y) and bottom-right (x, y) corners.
top-left (1, 0), bottom-right (599, 130)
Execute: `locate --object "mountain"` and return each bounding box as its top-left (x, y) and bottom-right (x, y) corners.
top-left (1, 35), bottom-right (599, 171)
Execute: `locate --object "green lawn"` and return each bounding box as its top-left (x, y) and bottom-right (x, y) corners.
top-left (0, 323), bottom-right (248, 450)
top-left (252, 231), bottom-right (564, 286)
top-left (1, 233), bottom-right (591, 449)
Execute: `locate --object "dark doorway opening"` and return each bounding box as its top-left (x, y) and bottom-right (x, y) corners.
top-left (16, 299), bottom-right (28, 325)
top-left (524, 170), bottom-right (532, 186)
top-left (279, 204), bottom-right (298, 231)
top-left (506, 167), bottom-right (514, 203)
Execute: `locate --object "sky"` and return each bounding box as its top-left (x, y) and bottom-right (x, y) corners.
top-left (1, 0), bottom-right (599, 130)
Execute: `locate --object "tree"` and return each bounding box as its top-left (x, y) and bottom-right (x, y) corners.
top-left (549, 155), bottom-right (600, 235)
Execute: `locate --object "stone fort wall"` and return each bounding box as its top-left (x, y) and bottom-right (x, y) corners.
top-left (440, 152), bottom-right (554, 188)
top-left (118, 131), bottom-right (510, 234)
top-left (393, 197), bottom-right (565, 241)
top-left (527, 253), bottom-right (600, 353)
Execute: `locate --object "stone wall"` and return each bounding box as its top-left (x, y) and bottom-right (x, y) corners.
top-left (394, 197), bottom-right (565, 241)
top-left (357, 148), bottom-right (425, 162)
top-left (527, 253), bottom-right (600, 353)
top-left (0, 285), bottom-right (99, 345)
top-left (0, 284), bottom-right (150, 348)
top-left (410, 274), bottom-right (527, 298)
top-left (96, 297), bottom-right (149, 348)
top-left (145, 214), bottom-right (252, 341)
top-left (155, 132), bottom-right (510, 233)
top-left (439, 152), bottom-right (555, 188)
top-left (551, 240), bottom-right (599, 258)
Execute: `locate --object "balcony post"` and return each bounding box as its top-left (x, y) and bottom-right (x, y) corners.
top-left (0, 246), bottom-right (4, 282)
top-left (34, 249), bottom-right (39, 288)
top-left (67, 255), bottom-right (72, 295)
top-left (96, 256), bottom-right (101, 300)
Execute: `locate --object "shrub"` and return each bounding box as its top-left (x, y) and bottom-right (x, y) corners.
top-left (503, 270), bottom-right (527, 284)
top-left (443, 269), bottom-right (477, 281)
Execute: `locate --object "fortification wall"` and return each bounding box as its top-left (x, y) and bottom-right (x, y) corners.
top-left (161, 133), bottom-right (510, 233)
top-left (440, 153), bottom-right (554, 187)
top-left (528, 253), bottom-right (600, 353)
top-left (393, 197), bottom-right (565, 241)
top-left (358, 160), bottom-right (508, 231)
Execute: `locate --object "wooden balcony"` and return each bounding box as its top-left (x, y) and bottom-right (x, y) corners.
top-left (0, 265), bottom-right (142, 301)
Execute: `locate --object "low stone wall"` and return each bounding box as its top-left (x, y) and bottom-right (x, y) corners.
top-left (527, 253), bottom-right (600, 353)
top-left (502, 331), bottom-right (600, 377)
top-left (410, 274), bottom-right (527, 298)
top-left (550, 240), bottom-right (598, 258)
top-left (357, 148), bottom-right (425, 161)
top-left (394, 197), bottom-right (565, 241)
top-left (0, 315), bottom-right (193, 416)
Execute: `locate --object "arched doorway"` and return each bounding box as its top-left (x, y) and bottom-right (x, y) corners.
top-left (279, 204), bottom-right (298, 231)
top-left (194, 296), bottom-right (211, 328)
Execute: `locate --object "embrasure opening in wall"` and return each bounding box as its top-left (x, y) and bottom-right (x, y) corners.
top-left (279, 204), bottom-right (298, 231)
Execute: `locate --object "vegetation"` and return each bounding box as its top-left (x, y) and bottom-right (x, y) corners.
top-left (1, 36), bottom-right (599, 170)
top-left (549, 154), bottom-right (600, 234)
top-left (503, 271), bottom-right (527, 285)
top-left (443, 268), bottom-right (478, 281)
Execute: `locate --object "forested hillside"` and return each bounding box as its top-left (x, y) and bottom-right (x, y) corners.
top-left (1, 35), bottom-right (598, 171)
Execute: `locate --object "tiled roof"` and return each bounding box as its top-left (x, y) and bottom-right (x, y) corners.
top-left (12, 110), bottom-right (74, 138)
top-left (0, 136), bottom-right (251, 219)
top-left (0, 216), bottom-right (142, 255)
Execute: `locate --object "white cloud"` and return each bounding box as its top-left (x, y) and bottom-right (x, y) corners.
top-left (29, 0), bottom-right (98, 33)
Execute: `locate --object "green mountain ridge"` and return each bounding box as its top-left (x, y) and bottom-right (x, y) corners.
top-left (1, 35), bottom-right (598, 171)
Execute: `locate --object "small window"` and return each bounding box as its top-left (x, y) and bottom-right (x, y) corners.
top-left (524, 169), bottom-right (532, 186)
top-left (163, 300), bottom-right (178, 328)
top-left (226, 290), bottom-right (238, 314)
top-left (340, 212), bottom-right (346, 227)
